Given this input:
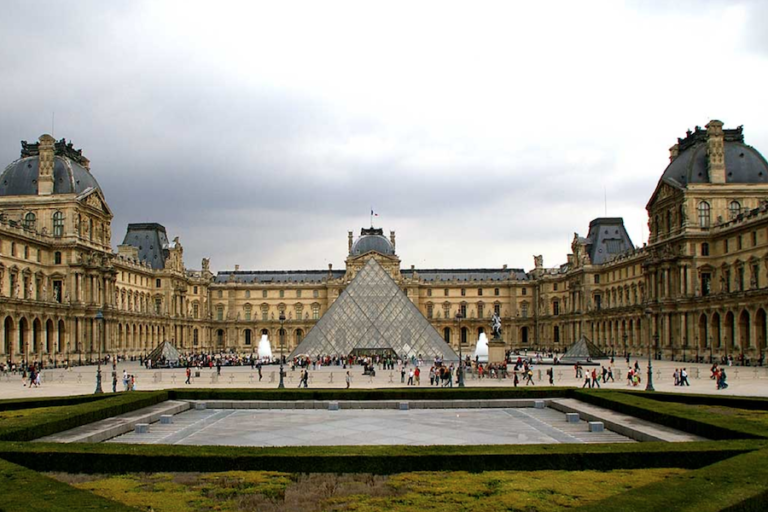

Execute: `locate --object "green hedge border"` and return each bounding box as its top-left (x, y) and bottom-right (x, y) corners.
top-left (0, 391), bottom-right (168, 442)
top-left (0, 393), bottom-right (114, 413)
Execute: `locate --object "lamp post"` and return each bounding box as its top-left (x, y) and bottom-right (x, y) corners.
top-left (644, 307), bottom-right (655, 392)
top-left (278, 311), bottom-right (285, 389)
top-left (94, 310), bottom-right (104, 394)
top-left (454, 312), bottom-right (465, 387)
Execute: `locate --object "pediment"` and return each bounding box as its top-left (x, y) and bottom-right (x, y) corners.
top-left (77, 187), bottom-right (113, 216)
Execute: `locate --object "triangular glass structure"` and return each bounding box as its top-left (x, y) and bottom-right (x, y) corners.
top-left (290, 258), bottom-right (458, 361)
top-left (561, 335), bottom-right (608, 361)
top-left (147, 341), bottom-right (181, 366)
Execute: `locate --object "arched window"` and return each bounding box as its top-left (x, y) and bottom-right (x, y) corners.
top-left (23, 212), bottom-right (35, 230)
top-left (729, 200), bottom-right (741, 219)
top-left (53, 211), bottom-right (64, 237)
top-left (698, 201), bottom-right (711, 228)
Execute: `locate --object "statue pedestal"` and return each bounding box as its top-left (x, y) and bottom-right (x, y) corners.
top-left (488, 339), bottom-right (507, 364)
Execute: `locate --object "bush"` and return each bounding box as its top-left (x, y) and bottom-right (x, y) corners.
top-left (0, 458), bottom-right (137, 511)
top-left (573, 390), bottom-right (768, 440)
top-left (0, 391), bottom-right (168, 442)
top-left (167, 387), bottom-right (574, 401)
top-left (0, 393), bottom-right (114, 413)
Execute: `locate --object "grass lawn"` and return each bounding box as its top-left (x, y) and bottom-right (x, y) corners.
top-left (49, 468), bottom-right (687, 512)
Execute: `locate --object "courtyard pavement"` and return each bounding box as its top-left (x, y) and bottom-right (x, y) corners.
top-left (2, 358), bottom-right (767, 399)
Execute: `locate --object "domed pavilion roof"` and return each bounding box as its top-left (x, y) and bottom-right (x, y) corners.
top-left (350, 227), bottom-right (395, 256)
top-left (0, 136), bottom-right (100, 197)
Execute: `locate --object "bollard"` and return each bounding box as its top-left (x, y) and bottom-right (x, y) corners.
top-left (328, 373), bottom-right (334, 383)
top-left (565, 413), bottom-right (579, 423)
top-left (160, 415), bottom-right (173, 424)
top-left (588, 421), bottom-right (604, 432)
top-left (135, 423), bottom-right (150, 434)
top-left (388, 372), bottom-right (394, 383)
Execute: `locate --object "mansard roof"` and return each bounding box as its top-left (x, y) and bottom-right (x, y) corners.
top-left (121, 223), bottom-right (171, 270)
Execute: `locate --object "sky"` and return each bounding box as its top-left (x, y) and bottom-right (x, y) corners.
top-left (1, 0), bottom-right (767, 273)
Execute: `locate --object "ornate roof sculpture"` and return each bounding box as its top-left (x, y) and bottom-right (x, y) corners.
top-left (290, 258), bottom-right (458, 360)
top-left (0, 135), bottom-right (100, 196)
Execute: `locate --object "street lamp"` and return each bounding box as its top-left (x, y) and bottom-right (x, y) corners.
top-left (94, 310), bottom-right (104, 394)
top-left (278, 311), bottom-right (285, 389)
top-left (644, 307), bottom-right (655, 392)
top-left (454, 312), bottom-right (465, 387)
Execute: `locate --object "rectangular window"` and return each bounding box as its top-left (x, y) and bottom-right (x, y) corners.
top-left (461, 288), bottom-right (466, 296)
top-left (245, 290), bottom-right (251, 298)
top-left (297, 289), bottom-right (302, 298)
top-left (427, 304), bottom-right (433, 319)
top-left (494, 288), bottom-right (500, 296)
top-left (459, 304), bottom-right (467, 317)
top-left (24, 246), bottom-right (28, 259)
top-left (701, 243), bottom-right (709, 256)
top-left (724, 239), bottom-right (729, 253)
top-left (553, 283), bottom-right (558, 291)
top-left (263, 289), bottom-right (268, 298)
top-left (594, 294), bottom-right (602, 310)
top-left (477, 303), bottom-right (484, 319)
top-left (22, 276), bottom-right (29, 299)
top-left (752, 231), bottom-right (758, 246)
top-left (245, 309), bottom-right (251, 321)
top-left (444, 289), bottom-right (449, 297)
top-left (53, 280), bottom-right (62, 303)
top-left (478, 288), bottom-right (483, 296)
top-left (494, 304), bottom-right (501, 315)
top-left (738, 235), bottom-right (743, 250)
top-left (427, 289), bottom-right (432, 297)
top-left (553, 301), bottom-right (560, 315)
top-left (262, 310), bottom-right (268, 321)
top-left (217, 307), bottom-right (224, 321)
top-left (193, 329), bottom-right (199, 346)
top-left (313, 289), bottom-right (319, 298)
top-left (312, 306), bottom-right (320, 320)
top-left (193, 303), bottom-right (199, 319)
top-left (521, 288), bottom-right (527, 296)
top-left (279, 290), bottom-right (284, 298)
top-left (156, 279), bottom-right (161, 288)
top-left (54, 251), bottom-right (62, 264)
top-left (752, 264), bottom-right (759, 289)
top-left (701, 273), bottom-right (711, 296)
top-left (521, 303), bottom-right (528, 318)
top-left (725, 270), bottom-right (731, 293)
top-left (738, 267), bottom-right (745, 291)
top-left (193, 286), bottom-right (198, 294)
top-left (217, 290), bottom-right (223, 298)
top-left (155, 297), bottom-right (162, 314)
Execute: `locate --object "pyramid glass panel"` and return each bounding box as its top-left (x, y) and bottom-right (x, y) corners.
top-left (290, 259), bottom-right (458, 360)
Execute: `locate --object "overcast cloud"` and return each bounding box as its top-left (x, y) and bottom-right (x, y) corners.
top-left (1, 0), bottom-right (767, 273)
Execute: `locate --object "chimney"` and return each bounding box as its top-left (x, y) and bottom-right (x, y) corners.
top-left (669, 144), bottom-right (679, 162)
top-left (706, 120), bottom-right (726, 184)
top-left (37, 134), bottom-right (55, 195)
top-left (234, 264), bottom-right (240, 271)
top-left (390, 231), bottom-right (396, 252)
top-left (348, 231), bottom-right (353, 254)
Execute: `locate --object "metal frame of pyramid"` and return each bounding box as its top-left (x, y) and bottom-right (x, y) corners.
top-left (561, 335), bottom-right (608, 361)
top-left (290, 258), bottom-right (458, 360)
top-left (147, 340), bottom-right (181, 366)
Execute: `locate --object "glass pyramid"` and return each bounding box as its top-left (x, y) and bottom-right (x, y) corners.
top-left (290, 258), bottom-right (458, 361)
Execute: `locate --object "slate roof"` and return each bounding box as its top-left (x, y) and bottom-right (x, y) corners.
top-left (584, 218), bottom-right (634, 265)
top-left (0, 155), bottom-right (100, 196)
top-left (215, 270), bottom-right (346, 284)
top-left (402, 269), bottom-right (528, 282)
top-left (121, 223), bottom-right (171, 270)
top-left (661, 125), bottom-right (768, 187)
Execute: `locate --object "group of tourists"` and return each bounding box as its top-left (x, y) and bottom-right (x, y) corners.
top-left (711, 363), bottom-right (729, 390)
top-left (672, 368), bottom-right (690, 386)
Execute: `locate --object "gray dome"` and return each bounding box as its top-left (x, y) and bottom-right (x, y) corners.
top-left (662, 140), bottom-right (768, 187)
top-left (0, 155), bottom-right (100, 196)
top-left (351, 234), bottom-right (395, 256)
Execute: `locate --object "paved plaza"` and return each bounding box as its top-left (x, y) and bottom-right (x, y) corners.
top-left (2, 358), bottom-right (767, 399)
top-left (105, 407), bottom-right (633, 446)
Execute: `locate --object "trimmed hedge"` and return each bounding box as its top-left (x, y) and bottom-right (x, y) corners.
top-left (167, 386), bottom-right (574, 401)
top-left (0, 439), bottom-right (760, 475)
top-left (573, 447), bottom-right (768, 512)
top-left (630, 390), bottom-right (768, 411)
top-left (0, 458), bottom-right (139, 511)
top-left (0, 391), bottom-right (168, 441)
top-left (0, 393), bottom-right (114, 413)
top-left (573, 390), bottom-right (768, 440)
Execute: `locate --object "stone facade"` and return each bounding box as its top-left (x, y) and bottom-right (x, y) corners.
top-left (2, 122), bottom-right (767, 365)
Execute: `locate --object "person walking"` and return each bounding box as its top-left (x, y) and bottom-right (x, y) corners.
top-left (345, 371), bottom-right (351, 389)
top-left (407, 369), bottom-right (414, 386)
top-left (414, 367), bottom-right (421, 386)
top-left (112, 371), bottom-right (117, 393)
top-left (525, 368), bottom-right (535, 386)
top-left (591, 368), bottom-right (600, 388)
top-left (607, 366), bottom-right (615, 383)
top-left (681, 367), bottom-right (690, 386)
top-left (302, 369), bottom-right (309, 388)
top-left (185, 366), bottom-right (191, 385)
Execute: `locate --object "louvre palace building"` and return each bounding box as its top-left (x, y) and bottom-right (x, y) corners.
top-left (2, 120), bottom-right (768, 365)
